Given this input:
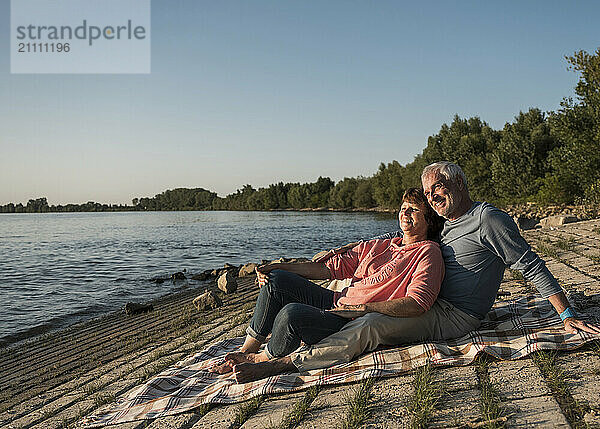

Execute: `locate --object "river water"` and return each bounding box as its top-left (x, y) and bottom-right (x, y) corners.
top-left (0, 210), bottom-right (397, 347)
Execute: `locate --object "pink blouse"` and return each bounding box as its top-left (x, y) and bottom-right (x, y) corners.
top-left (325, 238), bottom-right (444, 311)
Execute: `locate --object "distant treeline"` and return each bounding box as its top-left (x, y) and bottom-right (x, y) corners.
top-left (0, 198), bottom-right (138, 213)
top-left (3, 48), bottom-right (600, 214)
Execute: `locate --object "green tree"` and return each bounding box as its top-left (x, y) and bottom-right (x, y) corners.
top-left (287, 183), bottom-right (309, 209)
top-left (329, 177), bottom-right (359, 208)
top-left (353, 178), bottom-right (375, 208)
top-left (539, 48), bottom-right (600, 203)
top-left (268, 182), bottom-right (290, 209)
top-left (490, 108), bottom-right (557, 203)
top-left (371, 161), bottom-right (404, 208)
top-left (1, 203), bottom-right (16, 213)
top-left (401, 154), bottom-right (429, 189)
top-left (308, 177), bottom-right (334, 207)
top-left (26, 197), bottom-right (49, 213)
top-left (193, 189), bottom-right (217, 209)
top-left (422, 115), bottom-right (500, 201)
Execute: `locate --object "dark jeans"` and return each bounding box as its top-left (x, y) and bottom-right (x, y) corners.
top-left (247, 269), bottom-right (349, 357)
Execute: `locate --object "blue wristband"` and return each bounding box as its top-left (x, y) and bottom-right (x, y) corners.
top-left (559, 307), bottom-right (577, 321)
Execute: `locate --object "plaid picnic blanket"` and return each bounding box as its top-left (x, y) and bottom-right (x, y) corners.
top-left (82, 295), bottom-right (599, 427)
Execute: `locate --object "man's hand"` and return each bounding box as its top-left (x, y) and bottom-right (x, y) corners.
top-left (327, 303), bottom-right (369, 318)
top-left (548, 293), bottom-right (600, 335)
top-left (312, 249), bottom-right (334, 263)
top-left (332, 297), bottom-right (425, 318)
top-left (563, 317), bottom-right (600, 335)
top-left (312, 242), bottom-right (360, 263)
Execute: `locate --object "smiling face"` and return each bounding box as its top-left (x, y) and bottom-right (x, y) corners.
top-left (421, 171), bottom-right (464, 220)
top-left (398, 200), bottom-right (428, 240)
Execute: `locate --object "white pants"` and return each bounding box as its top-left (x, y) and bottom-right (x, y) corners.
top-left (290, 299), bottom-right (481, 371)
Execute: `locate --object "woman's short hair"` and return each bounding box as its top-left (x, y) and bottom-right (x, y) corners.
top-left (402, 187), bottom-right (445, 240)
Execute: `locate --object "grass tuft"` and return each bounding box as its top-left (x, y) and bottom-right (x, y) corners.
top-left (60, 415), bottom-right (70, 428)
top-left (230, 311), bottom-right (252, 327)
top-left (223, 310), bottom-right (254, 340)
top-left (542, 234), bottom-right (600, 265)
top-left (274, 385), bottom-right (320, 429)
top-left (508, 269), bottom-right (524, 281)
top-left (194, 403), bottom-right (214, 417)
top-left (408, 364), bottom-right (441, 429)
top-left (536, 243), bottom-right (560, 259)
top-left (137, 356), bottom-right (180, 383)
top-left (554, 237), bottom-right (576, 252)
top-left (40, 407), bottom-right (59, 420)
top-left (241, 301), bottom-right (256, 312)
top-left (170, 304), bottom-right (199, 330)
top-left (591, 342), bottom-right (600, 375)
top-left (532, 351), bottom-right (589, 428)
top-left (75, 404), bottom-right (88, 422)
top-left (93, 391), bottom-right (116, 408)
top-left (474, 356), bottom-right (506, 428)
top-left (341, 377), bottom-right (377, 429)
top-left (230, 395), bottom-right (264, 429)
top-left (82, 381), bottom-right (101, 396)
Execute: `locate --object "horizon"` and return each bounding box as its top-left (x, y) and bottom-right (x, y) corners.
top-left (1, 1), bottom-right (600, 205)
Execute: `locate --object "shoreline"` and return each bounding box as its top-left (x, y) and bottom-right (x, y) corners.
top-left (0, 267), bottom-right (237, 350)
top-left (0, 279), bottom-right (212, 351)
top-left (0, 258), bottom-right (295, 351)
top-left (2, 203), bottom-right (599, 219)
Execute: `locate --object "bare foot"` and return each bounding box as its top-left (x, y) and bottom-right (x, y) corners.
top-left (209, 360), bottom-right (234, 374)
top-left (208, 351), bottom-right (269, 374)
top-left (226, 351), bottom-right (269, 365)
top-left (233, 357), bottom-right (296, 384)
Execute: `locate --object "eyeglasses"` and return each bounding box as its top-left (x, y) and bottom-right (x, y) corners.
top-left (423, 181), bottom-right (447, 200)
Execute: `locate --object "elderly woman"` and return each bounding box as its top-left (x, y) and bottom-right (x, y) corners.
top-left (213, 188), bottom-right (444, 382)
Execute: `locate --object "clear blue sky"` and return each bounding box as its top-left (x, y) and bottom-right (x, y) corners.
top-left (1, 0), bottom-right (598, 205)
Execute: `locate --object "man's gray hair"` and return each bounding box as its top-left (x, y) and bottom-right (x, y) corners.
top-left (421, 161), bottom-right (469, 191)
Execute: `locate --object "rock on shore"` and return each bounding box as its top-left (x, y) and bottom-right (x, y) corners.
top-left (193, 290), bottom-right (222, 310)
top-left (506, 204), bottom-right (600, 230)
top-left (217, 270), bottom-right (238, 294)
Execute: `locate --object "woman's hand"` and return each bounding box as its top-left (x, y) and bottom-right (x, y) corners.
top-left (255, 268), bottom-right (269, 288)
top-left (254, 261), bottom-right (332, 288)
top-left (254, 263), bottom-right (282, 288)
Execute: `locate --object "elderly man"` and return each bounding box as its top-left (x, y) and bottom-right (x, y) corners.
top-left (420, 161), bottom-right (595, 331)
top-left (232, 161), bottom-right (599, 382)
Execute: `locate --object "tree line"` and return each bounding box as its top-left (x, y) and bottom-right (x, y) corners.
top-left (2, 48), bottom-right (599, 214)
top-left (0, 197), bottom-right (137, 213)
